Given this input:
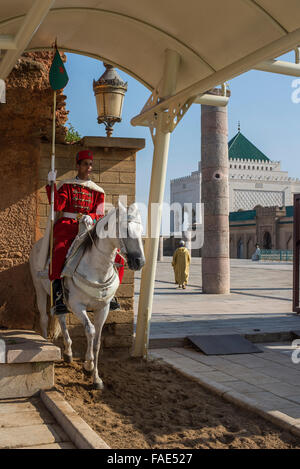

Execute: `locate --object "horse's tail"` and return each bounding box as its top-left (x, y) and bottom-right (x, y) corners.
top-left (48, 315), bottom-right (61, 340)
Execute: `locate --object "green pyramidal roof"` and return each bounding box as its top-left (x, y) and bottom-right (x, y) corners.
top-left (228, 131), bottom-right (270, 162)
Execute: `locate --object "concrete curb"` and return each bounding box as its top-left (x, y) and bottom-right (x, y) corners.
top-left (223, 390), bottom-right (300, 438)
top-left (154, 357), bottom-right (300, 440)
top-left (40, 390), bottom-right (110, 449)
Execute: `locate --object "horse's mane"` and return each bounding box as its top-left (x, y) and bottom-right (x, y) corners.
top-left (80, 204), bottom-right (139, 252)
top-left (80, 209), bottom-right (116, 251)
top-left (81, 222), bottom-right (98, 251)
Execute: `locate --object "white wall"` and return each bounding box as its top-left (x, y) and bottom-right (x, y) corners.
top-left (170, 157), bottom-right (300, 219)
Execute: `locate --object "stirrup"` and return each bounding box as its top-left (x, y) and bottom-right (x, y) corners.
top-left (51, 279), bottom-right (69, 316)
top-left (110, 297), bottom-right (121, 311)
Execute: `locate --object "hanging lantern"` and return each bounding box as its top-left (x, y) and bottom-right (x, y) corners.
top-left (93, 63), bottom-right (128, 137)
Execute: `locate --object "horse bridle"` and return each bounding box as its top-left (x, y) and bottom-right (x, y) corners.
top-left (118, 213), bottom-right (143, 261)
top-left (84, 212), bottom-right (142, 266)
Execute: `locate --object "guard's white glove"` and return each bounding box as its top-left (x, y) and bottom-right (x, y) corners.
top-left (48, 170), bottom-right (57, 183)
top-left (81, 215), bottom-right (94, 229)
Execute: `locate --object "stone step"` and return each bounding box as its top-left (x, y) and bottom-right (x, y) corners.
top-left (0, 394), bottom-right (106, 449)
top-left (0, 423), bottom-right (69, 449)
top-left (0, 396), bottom-right (73, 449)
top-left (0, 409), bottom-right (55, 427)
top-left (0, 397), bottom-right (44, 413)
top-left (0, 330), bottom-right (61, 364)
top-left (0, 329), bottom-right (61, 399)
top-left (19, 442), bottom-right (76, 449)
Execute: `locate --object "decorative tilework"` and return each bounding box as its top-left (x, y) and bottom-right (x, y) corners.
top-left (234, 190), bottom-right (283, 211)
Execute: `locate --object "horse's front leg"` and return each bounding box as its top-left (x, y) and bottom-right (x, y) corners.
top-left (70, 301), bottom-right (95, 373)
top-left (57, 314), bottom-right (73, 362)
top-left (92, 303), bottom-right (110, 390)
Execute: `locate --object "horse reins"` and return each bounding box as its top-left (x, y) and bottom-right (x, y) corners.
top-left (84, 211), bottom-right (142, 267)
top-left (84, 217), bottom-right (127, 266)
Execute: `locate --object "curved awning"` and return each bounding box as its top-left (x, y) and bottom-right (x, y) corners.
top-left (0, 0), bottom-right (300, 93)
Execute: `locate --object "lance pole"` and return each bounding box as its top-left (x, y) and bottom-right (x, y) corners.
top-left (49, 89), bottom-right (56, 307)
top-left (48, 39), bottom-right (69, 309)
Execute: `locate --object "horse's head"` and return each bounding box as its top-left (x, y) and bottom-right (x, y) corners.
top-left (118, 202), bottom-right (145, 271)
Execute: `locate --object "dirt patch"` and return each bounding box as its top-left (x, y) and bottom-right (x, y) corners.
top-left (54, 356), bottom-right (300, 449)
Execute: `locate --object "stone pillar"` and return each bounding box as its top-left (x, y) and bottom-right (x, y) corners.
top-left (38, 136), bottom-right (145, 355)
top-left (0, 52), bottom-right (68, 329)
top-left (201, 88), bottom-right (230, 294)
top-left (157, 236), bottom-right (164, 261)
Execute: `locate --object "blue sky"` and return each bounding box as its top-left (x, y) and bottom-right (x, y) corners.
top-left (63, 50), bottom-right (300, 209)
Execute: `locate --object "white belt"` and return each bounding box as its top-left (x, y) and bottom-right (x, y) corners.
top-left (62, 212), bottom-right (82, 220)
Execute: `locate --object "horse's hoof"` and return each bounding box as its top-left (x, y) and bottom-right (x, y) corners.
top-left (83, 360), bottom-right (94, 372)
top-left (63, 354), bottom-right (73, 363)
top-left (93, 381), bottom-right (104, 390)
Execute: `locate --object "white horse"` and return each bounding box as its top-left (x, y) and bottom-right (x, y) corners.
top-left (29, 203), bottom-right (145, 389)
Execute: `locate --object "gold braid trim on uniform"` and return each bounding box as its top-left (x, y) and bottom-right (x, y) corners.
top-left (56, 178), bottom-right (105, 194)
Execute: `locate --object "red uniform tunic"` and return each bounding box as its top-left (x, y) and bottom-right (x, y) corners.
top-left (46, 180), bottom-right (124, 282)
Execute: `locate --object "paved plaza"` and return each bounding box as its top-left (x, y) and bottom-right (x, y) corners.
top-left (134, 258), bottom-right (300, 434)
top-left (134, 258), bottom-right (299, 339)
top-left (150, 342), bottom-right (300, 437)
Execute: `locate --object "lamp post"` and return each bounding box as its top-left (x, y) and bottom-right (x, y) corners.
top-left (93, 63), bottom-right (128, 137)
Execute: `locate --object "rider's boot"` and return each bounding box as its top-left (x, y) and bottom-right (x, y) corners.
top-left (52, 278), bottom-right (68, 315)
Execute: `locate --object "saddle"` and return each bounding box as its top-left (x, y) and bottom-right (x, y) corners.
top-left (39, 227), bottom-right (120, 309)
top-left (36, 229), bottom-right (86, 281)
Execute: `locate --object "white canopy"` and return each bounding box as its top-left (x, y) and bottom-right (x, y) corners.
top-left (1, 0), bottom-right (300, 92)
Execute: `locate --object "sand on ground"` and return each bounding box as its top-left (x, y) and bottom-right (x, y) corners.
top-left (54, 356), bottom-right (300, 449)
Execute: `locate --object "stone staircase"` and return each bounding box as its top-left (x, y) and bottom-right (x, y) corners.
top-left (0, 329), bottom-right (71, 448)
top-left (0, 329), bottom-right (60, 400)
top-left (0, 329), bottom-right (109, 449)
top-left (0, 396), bottom-right (75, 449)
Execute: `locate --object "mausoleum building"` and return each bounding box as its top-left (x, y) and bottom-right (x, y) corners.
top-left (170, 130), bottom-right (300, 224)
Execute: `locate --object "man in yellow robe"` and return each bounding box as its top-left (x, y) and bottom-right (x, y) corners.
top-left (172, 240), bottom-right (191, 289)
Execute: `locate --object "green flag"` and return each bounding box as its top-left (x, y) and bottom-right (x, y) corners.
top-left (49, 49), bottom-right (69, 90)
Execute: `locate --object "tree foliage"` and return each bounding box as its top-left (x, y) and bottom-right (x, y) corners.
top-left (65, 123), bottom-right (81, 143)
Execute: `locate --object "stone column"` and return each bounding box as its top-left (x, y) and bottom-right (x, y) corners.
top-left (201, 88), bottom-right (230, 294)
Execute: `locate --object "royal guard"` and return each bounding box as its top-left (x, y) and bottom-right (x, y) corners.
top-left (47, 149), bottom-right (124, 314)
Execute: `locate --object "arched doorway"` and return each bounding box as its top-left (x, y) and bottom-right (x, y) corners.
top-left (247, 237), bottom-right (254, 259)
top-left (237, 238), bottom-right (244, 259)
top-left (263, 231), bottom-right (272, 250)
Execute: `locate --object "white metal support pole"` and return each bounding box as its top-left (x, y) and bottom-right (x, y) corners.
top-left (133, 49), bottom-right (180, 358)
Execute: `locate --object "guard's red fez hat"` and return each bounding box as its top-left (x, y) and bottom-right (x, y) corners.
top-left (76, 149), bottom-right (93, 163)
